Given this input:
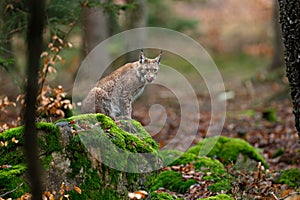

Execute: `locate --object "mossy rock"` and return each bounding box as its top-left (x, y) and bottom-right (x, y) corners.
top-left (159, 149), bottom-right (198, 166)
top-left (157, 149), bottom-right (232, 193)
top-left (0, 114), bottom-right (160, 199)
top-left (199, 194), bottom-right (234, 200)
top-left (278, 168), bottom-right (300, 188)
top-left (187, 136), bottom-right (268, 168)
top-left (151, 170), bottom-right (197, 194)
top-left (0, 164), bottom-right (29, 198)
top-left (151, 156), bottom-right (231, 194)
top-left (193, 157), bottom-right (232, 192)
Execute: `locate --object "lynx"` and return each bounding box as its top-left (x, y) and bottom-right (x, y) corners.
top-left (81, 50), bottom-right (162, 120)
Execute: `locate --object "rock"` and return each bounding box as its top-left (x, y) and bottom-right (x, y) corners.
top-left (0, 114), bottom-right (160, 199)
top-left (187, 136), bottom-right (268, 168)
top-left (152, 151), bottom-right (232, 194)
top-left (159, 149), bottom-right (198, 166)
top-left (151, 170), bottom-right (197, 194)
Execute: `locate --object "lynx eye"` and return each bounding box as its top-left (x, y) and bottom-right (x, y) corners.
top-left (153, 68), bottom-right (158, 72)
top-left (146, 68), bottom-right (150, 72)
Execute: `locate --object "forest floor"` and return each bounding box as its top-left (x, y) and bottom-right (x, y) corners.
top-left (134, 56), bottom-right (300, 170)
top-left (1, 52), bottom-right (299, 199)
top-left (133, 62), bottom-right (300, 199)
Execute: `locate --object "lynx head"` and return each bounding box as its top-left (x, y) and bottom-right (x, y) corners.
top-left (137, 50), bottom-right (162, 83)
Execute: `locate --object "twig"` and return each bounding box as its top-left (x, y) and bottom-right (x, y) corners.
top-left (0, 182), bottom-right (24, 197)
top-left (271, 192), bottom-right (279, 200)
top-left (38, 22), bottom-right (77, 93)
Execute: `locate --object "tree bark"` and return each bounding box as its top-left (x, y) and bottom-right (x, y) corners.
top-left (24, 0), bottom-right (45, 199)
top-left (124, 0), bottom-right (147, 62)
top-left (277, 0), bottom-right (300, 141)
top-left (268, 0), bottom-right (284, 69)
top-left (82, 6), bottom-right (109, 54)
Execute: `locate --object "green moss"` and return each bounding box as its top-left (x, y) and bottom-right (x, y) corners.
top-left (153, 153), bottom-right (232, 193)
top-left (0, 127), bottom-right (25, 165)
top-left (36, 122), bottom-right (62, 154)
top-left (0, 114), bottom-right (159, 200)
top-left (194, 157), bottom-right (232, 192)
top-left (57, 114), bottom-right (158, 154)
top-left (278, 168), bottom-right (300, 188)
top-left (199, 194), bottom-right (234, 200)
top-left (187, 136), bottom-right (268, 168)
top-left (151, 191), bottom-right (181, 200)
top-left (69, 169), bottom-right (122, 200)
top-left (127, 120), bottom-right (159, 150)
top-left (271, 148), bottom-right (284, 158)
top-left (0, 122), bottom-right (62, 166)
top-left (160, 149), bottom-right (198, 166)
top-left (0, 164), bottom-right (29, 199)
top-left (187, 136), bottom-right (225, 158)
top-left (262, 108), bottom-right (278, 122)
top-left (151, 170), bottom-right (196, 194)
top-left (60, 114), bottom-right (159, 173)
top-left (0, 122), bottom-right (63, 198)
top-left (66, 133), bottom-right (92, 177)
top-left (194, 157), bottom-right (225, 174)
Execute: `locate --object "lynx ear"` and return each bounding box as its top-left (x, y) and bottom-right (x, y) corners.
top-left (139, 49), bottom-right (145, 64)
top-left (155, 51), bottom-right (162, 63)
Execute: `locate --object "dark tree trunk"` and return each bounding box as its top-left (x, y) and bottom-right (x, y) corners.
top-left (24, 0), bottom-right (45, 199)
top-left (278, 0), bottom-right (300, 141)
top-left (268, 0), bottom-right (284, 69)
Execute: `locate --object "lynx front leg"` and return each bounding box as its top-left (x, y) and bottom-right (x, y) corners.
top-left (117, 95), bottom-right (132, 120)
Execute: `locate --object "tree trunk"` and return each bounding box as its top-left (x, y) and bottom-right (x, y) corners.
top-left (277, 0), bottom-right (300, 141)
top-left (24, 0), bottom-right (45, 199)
top-left (82, 6), bottom-right (110, 54)
top-left (81, 1), bottom-right (119, 54)
top-left (124, 0), bottom-right (147, 62)
top-left (268, 0), bottom-right (284, 69)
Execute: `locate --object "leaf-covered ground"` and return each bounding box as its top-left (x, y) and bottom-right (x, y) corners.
top-left (133, 72), bottom-right (300, 199)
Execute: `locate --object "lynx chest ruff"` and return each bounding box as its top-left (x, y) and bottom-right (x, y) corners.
top-left (81, 50), bottom-right (162, 120)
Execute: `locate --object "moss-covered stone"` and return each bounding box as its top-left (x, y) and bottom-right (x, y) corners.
top-left (0, 114), bottom-right (160, 199)
top-left (156, 150), bottom-right (232, 193)
top-left (278, 168), bottom-right (300, 188)
top-left (159, 149), bottom-right (198, 166)
top-left (193, 157), bottom-right (232, 192)
top-left (0, 122), bottom-right (64, 198)
top-left (187, 136), bottom-right (268, 168)
top-left (199, 194), bottom-right (234, 200)
top-left (0, 164), bottom-right (29, 199)
top-left (151, 170), bottom-right (197, 194)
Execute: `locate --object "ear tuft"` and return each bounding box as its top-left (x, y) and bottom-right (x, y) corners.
top-left (139, 49), bottom-right (145, 64)
top-left (156, 51), bottom-right (162, 63)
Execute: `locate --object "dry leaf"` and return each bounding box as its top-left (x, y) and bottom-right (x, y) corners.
top-left (74, 186), bottom-right (82, 194)
top-left (40, 52), bottom-right (49, 58)
top-left (12, 137), bottom-right (19, 144)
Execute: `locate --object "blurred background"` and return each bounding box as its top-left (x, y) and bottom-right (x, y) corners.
top-left (1, 0), bottom-right (296, 166)
top-left (0, 0), bottom-right (284, 96)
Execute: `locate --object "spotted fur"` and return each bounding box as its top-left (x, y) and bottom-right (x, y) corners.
top-left (81, 50), bottom-right (161, 120)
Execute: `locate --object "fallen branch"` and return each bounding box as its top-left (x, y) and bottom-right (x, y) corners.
top-left (0, 182), bottom-right (24, 198)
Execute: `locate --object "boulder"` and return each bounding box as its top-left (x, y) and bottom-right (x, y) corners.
top-left (0, 114), bottom-right (160, 199)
